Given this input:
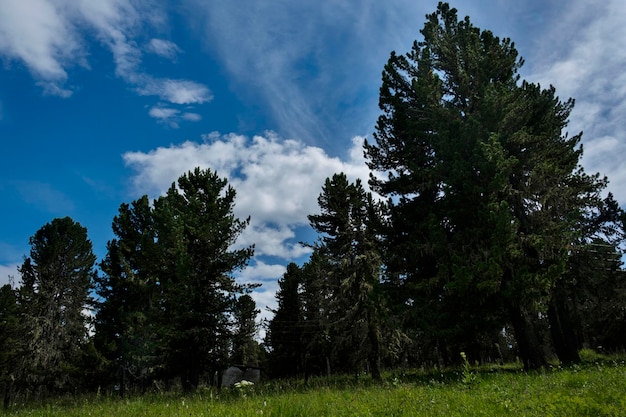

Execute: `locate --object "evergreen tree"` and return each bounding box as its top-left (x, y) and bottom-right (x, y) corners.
top-left (96, 168), bottom-right (254, 392)
top-left (95, 196), bottom-right (161, 393)
top-left (548, 193), bottom-right (626, 361)
top-left (364, 3), bottom-right (611, 369)
top-left (153, 167), bottom-right (254, 391)
top-left (0, 284), bottom-right (19, 408)
top-left (16, 217), bottom-right (96, 393)
top-left (231, 294), bottom-right (260, 366)
top-left (266, 263), bottom-right (305, 378)
top-left (299, 251), bottom-right (334, 379)
top-left (308, 173), bottom-right (385, 379)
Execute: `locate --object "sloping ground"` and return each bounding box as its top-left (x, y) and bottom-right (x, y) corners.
top-left (4, 360), bottom-right (626, 416)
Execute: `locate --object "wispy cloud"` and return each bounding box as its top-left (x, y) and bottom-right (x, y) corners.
top-left (0, 0), bottom-right (209, 123)
top-left (183, 0), bottom-right (427, 148)
top-left (123, 132), bottom-right (370, 259)
top-left (0, 0), bottom-right (84, 97)
top-left (147, 38), bottom-right (181, 60)
top-left (148, 105), bottom-right (202, 128)
top-left (525, 0), bottom-right (626, 205)
top-left (12, 180), bottom-right (75, 214)
top-left (138, 79), bottom-right (212, 105)
top-left (0, 263), bottom-right (20, 288)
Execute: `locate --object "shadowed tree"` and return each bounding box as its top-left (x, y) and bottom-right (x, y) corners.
top-left (308, 173), bottom-right (386, 380)
top-left (266, 263), bottom-right (306, 378)
top-left (16, 217), bottom-right (96, 393)
top-left (95, 196), bottom-right (161, 394)
top-left (364, 2), bottom-right (612, 369)
top-left (231, 294), bottom-right (261, 366)
top-left (96, 168), bottom-right (255, 392)
top-left (154, 167), bottom-right (255, 391)
top-left (0, 284), bottom-right (19, 409)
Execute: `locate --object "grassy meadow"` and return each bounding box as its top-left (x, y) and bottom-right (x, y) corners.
top-left (4, 352), bottom-right (626, 416)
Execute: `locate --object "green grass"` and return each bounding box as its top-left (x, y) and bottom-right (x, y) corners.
top-left (4, 358), bottom-right (626, 416)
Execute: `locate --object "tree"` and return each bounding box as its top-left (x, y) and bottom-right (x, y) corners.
top-left (548, 193), bottom-right (626, 362)
top-left (299, 251), bottom-right (334, 379)
top-left (364, 3), bottom-right (611, 369)
top-left (95, 196), bottom-right (161, 394)
top-left (96, 168), bottom-right (254, 392)
top-left (153, 167), bottom-right (255, 391)
top-left (266, 263), bottom-right (306, 378)
top-left (308, 173), bottom-right (385, 379)
top-left (0, 284), bottom-right (19, 408)
top-left (231, 294), bottom-right (260, 366)
top-left (16, 217), bottom-right (96, 393)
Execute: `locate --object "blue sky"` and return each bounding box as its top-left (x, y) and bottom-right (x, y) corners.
top-left (2, 0), bottom-right (626, 320)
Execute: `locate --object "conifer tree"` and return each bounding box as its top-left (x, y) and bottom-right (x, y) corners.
top-left (266, 263), bottom-right (305, 378)
top-left (365, 2), bottom-right (612, 369)
top-left (308, 173), bottom-right (385, 379)
top-left (17, 217), bottom-right (96, 392)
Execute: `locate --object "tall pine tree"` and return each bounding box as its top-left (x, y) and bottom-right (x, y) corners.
top-left (17, 217), bottom-right (96, 393)
top-left (364, 2), bottom-right (612, 369)
top-left (308, 173), bottom-right (385, 379)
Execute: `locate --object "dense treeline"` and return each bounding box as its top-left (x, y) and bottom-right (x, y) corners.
top-left (265, 3), bottom-right (626, 377)
top-left (1, 2), bottom-right (626, 407)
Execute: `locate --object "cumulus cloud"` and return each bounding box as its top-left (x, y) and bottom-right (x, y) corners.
top-left (123, 132), bottom-right (371, 259)
top-left (0, 0), bottom-right (84, 96)
top-left (127, 129), bottom-right (366, 324)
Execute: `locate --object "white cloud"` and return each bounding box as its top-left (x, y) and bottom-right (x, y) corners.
top-left (138, 79), bottom-right (212, 105)
top-left (148, 105), bottom-right (203, 128)
top-left (525, 0), bottom-right (626, 205)
top-left (0, 0), bottom-right (210, 117)
top-left (183, 0), bottom-right (427, 148)
top-left (148, 106), bottom-right (179, 120)
top-left (147, 38), bottom-right (181, 60)
top-left (181, 112), bottom-right (202, 122)
top-left (0, 0), bottom-right (83, 96)
top-left (0, 263), bottom-right (20, 288)
top-left (123, 132), bottom-right (371, 260)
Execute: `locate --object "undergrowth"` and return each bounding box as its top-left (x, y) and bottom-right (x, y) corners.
top-left (3, 352), bottom-right (626, 416)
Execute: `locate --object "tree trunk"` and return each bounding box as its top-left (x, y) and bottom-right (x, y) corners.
top-left (547, 294), bottom-right (581, 365)
top-left (3, 380), bottom-right (13, 410)
top-left (509, 304), bottom-right (548, 370)
top-left (367, 319), bottom-right (382, 381)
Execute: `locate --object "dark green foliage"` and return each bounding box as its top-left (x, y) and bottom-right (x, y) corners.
top-left (266, 263), bottom-right (306, 378)
top-left (231, 294), bottom-right (261, 366)
top-left (95, 196), bottom-right (161, 392)
top-left (155, 168), bottom-right (255, 391)
top-left (16, 217), bottom-right (97, 393)
top-left (0, 284), bottom-right (19, 408)
top-left (364, 2), bottom-right (616, 369)
top-left (306, 173), bottom-right (386, 379)
top-left (95, 168), bottom-right (255, 392)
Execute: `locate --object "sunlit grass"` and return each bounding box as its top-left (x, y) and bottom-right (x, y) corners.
top-left (4, 355), bottom-right (626, 416)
